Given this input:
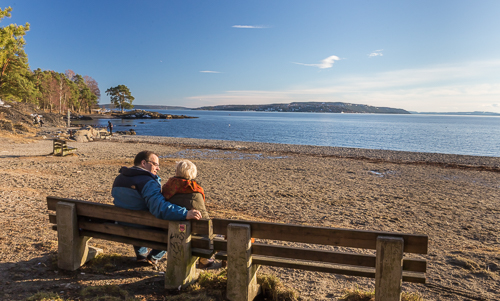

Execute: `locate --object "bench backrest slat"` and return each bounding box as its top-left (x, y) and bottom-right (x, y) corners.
top-left (211, 239), bottom-right (425, 273)
top-left (81, 229), bottom-right (168, 251)
top-left (47, 196), bottom-right (210, 234)
top-left (213, 219), bottom-right (428, 254)
top-left (78, 218), bottom-right (169, 243)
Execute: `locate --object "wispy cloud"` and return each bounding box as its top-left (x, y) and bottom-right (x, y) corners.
top-left (293, 55), bottom-right (341, 69)
top-left (232, 25), bottom-right (267, 29)
top-left (368, 49), bottom-right (383, 57)
top-left (199, 71), bottom-right (221, 73)
top-left (186, 60), bottom-right (500, 112)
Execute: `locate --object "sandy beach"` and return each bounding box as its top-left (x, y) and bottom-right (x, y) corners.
top-left (0, 133), bottom-right (499, 300)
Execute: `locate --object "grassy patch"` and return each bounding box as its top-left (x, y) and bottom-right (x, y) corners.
top-left (339, 287), bottom-right (374, 301)
top-left (80, 254), bottom-right (128, 274)
top-left (340, 287), bottom-right (424, 301)
top-left (80, 285), bottom-right (140, 301)
top-left (258, 274), bottom-right (298, 301)
top-left (25, 291), bottom-right (66, 301)
top-left (25, 286), bottom-right (139, 301)
top-left (164, 291), bottom-right (222, 301)
top-left (447, 255), bottom-right (481, 271)
top-left (165, 269), bottom-right (299, 301)
top-left (27, 267), bottom-right (302, 301)
top-left (197, 268), bottom-right (228, 290)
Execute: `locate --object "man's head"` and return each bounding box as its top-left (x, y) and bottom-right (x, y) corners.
top-left (134, 150), bottom-right (160, 175)
top-left (175, 159), bottom-right (197, 180)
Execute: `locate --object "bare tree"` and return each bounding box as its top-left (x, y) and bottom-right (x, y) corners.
top-left (65, 69), bottom-right (75, 81)
top-left (84, 75), bottom-right (100, 100)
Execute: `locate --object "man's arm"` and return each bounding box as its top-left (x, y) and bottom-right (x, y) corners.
top-left (141, 180), bottom-right (190, 220)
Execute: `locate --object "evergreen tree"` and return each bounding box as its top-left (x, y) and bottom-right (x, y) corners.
top-left (0, 6), bottom-right (33, 102)
top-left (105, 85), bottom-right (134, 113)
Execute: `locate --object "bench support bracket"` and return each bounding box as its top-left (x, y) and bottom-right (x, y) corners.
top-left (375, 236), bottom-right (404, 301)
top-left (227, 223), bottom-right (261, 301)
top-left (56, 202), bottom-right (95, 270)
top-left (165, 221), bottom-right (198, 289)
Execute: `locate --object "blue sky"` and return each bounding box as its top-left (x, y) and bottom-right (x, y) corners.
top-left (5, 0), bottom-right (500, 112)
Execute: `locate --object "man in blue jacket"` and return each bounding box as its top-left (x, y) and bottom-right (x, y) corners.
top-left (112, 150), bottom-right (201, 264)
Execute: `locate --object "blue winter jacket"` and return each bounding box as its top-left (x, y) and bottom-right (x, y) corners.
top-left (112, 166), bottom-right (188, 220)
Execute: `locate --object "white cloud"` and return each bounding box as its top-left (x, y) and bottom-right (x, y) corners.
top-left (293, 55), bottom-right (341, 69)
top-left (232, 25), bottom-right (266, 29)
top-left (200, 71), bottom-right (221, 73)
top-left (369, 49), bottom-right (383, 57)
top-left (185, 60), bottom-right (500, 112)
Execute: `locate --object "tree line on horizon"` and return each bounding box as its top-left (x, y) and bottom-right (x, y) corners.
top-left (0, 7), bottom-right (134, 114)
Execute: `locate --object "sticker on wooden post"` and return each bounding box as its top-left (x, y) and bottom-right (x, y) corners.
top-left (179, 224), bottom-right (186, 233)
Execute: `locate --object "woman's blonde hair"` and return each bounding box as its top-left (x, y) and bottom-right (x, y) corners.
top-left (175, 159), bottom-right (197, 180)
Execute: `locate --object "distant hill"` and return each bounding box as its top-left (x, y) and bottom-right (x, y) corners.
top-left (411, 111), bottom-right (500, 116)
top-left (195, 102), bottom-right (410, 114)
top-left (100, 104), bottom-right (189, 110)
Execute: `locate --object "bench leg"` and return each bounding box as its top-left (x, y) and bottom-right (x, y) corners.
top-left (227, 223), bottom-right (260, 301)
top-left (56, 202), bottom-right (95, 270)
top-left (375, 236), bottom-right (404, 301)
top-left (53, 146), bottom-right (62, 156)
top-left (165, 221), bottom-right (198, 289)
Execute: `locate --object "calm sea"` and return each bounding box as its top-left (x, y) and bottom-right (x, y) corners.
top-left (76, 110), bottom-right (500, 157)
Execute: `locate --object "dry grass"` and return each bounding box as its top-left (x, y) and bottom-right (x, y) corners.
top-left (340, 287), bottom-right (424, 301)
top-left (81, 254), bottom-right (129, 274)
top-left (25, 292), bottom-right (66, 301)
top-left (197, 268), bottom-right (228, 291)
top-left (0, 129), bottom-right (38, 143)
top-left (80, 285), bottom-right (140, 301)
top-left (258, 274), bottom-right (299, 301)
top-left (164, 269), bottom-right (300, 301)
top-left (447, 255), bottom-right (481, 271)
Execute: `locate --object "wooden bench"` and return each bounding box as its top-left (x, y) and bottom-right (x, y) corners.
top-left (53, 139), bottom-right (77, 156)
top-left (47, 196), bottom-right (428, 301)
top-left (209, 220), bottom-right (428, 301)
top-left (46, 196), bottom-right (213, 289)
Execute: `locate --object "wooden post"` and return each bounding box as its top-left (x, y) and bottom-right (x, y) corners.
top-left (375, 236), bottom-right (404, 301)
top-left (67, 109), bottom-right (70, 128)
top-left (165, 221), bottom-right (198, 289)
top-left (227, 223), bottom-right (260, 301)
top-left (56, 202), bottom-right (95, 270)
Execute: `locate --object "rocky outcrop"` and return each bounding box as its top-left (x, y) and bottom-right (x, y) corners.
top-left (72, 126), bottom-right (110, 142)
top-left (113, 109), bottom-right (197, 119)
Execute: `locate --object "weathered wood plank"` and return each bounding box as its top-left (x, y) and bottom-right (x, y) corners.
top-left (213, 238), bottom-right (227, 251)
top-left (191, 236), bottom-right (212, 249)
top-left (49, 214), bottom-right (56, 224)
top-left (252, 243), bottom-right (375, 267)
top-left (52, 225), bottom-right (426, 274)
top-left (80, 230), bottom-right (168, 251)
top-left (192, 248), bottom-right (214, 259)
top-left (47, 197), bottom-right (210, 234)
top-left (252, 244), bottom-right (425, 273)
top-left (78, 219), bottom-right (169, 244)
top-left (214, 252), bottom-right (425, 283)
top-left (212, 219), bottom-right (428, 254)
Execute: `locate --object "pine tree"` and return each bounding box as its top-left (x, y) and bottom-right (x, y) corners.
top-left (0, 6), bottom-right (33, 102)
top-left (106, 85), bottom-right (135, 113)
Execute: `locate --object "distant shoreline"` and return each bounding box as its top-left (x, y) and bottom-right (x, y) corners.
top-left (110, 134), bottom-right (500, 170)
top-left (98, 104), bottom-right (500, 116)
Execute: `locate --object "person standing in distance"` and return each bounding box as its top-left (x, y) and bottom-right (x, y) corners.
top-left (108, 121), bottom-right (113, 135)
top-left (112, 150), bottom-right (201, 264)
